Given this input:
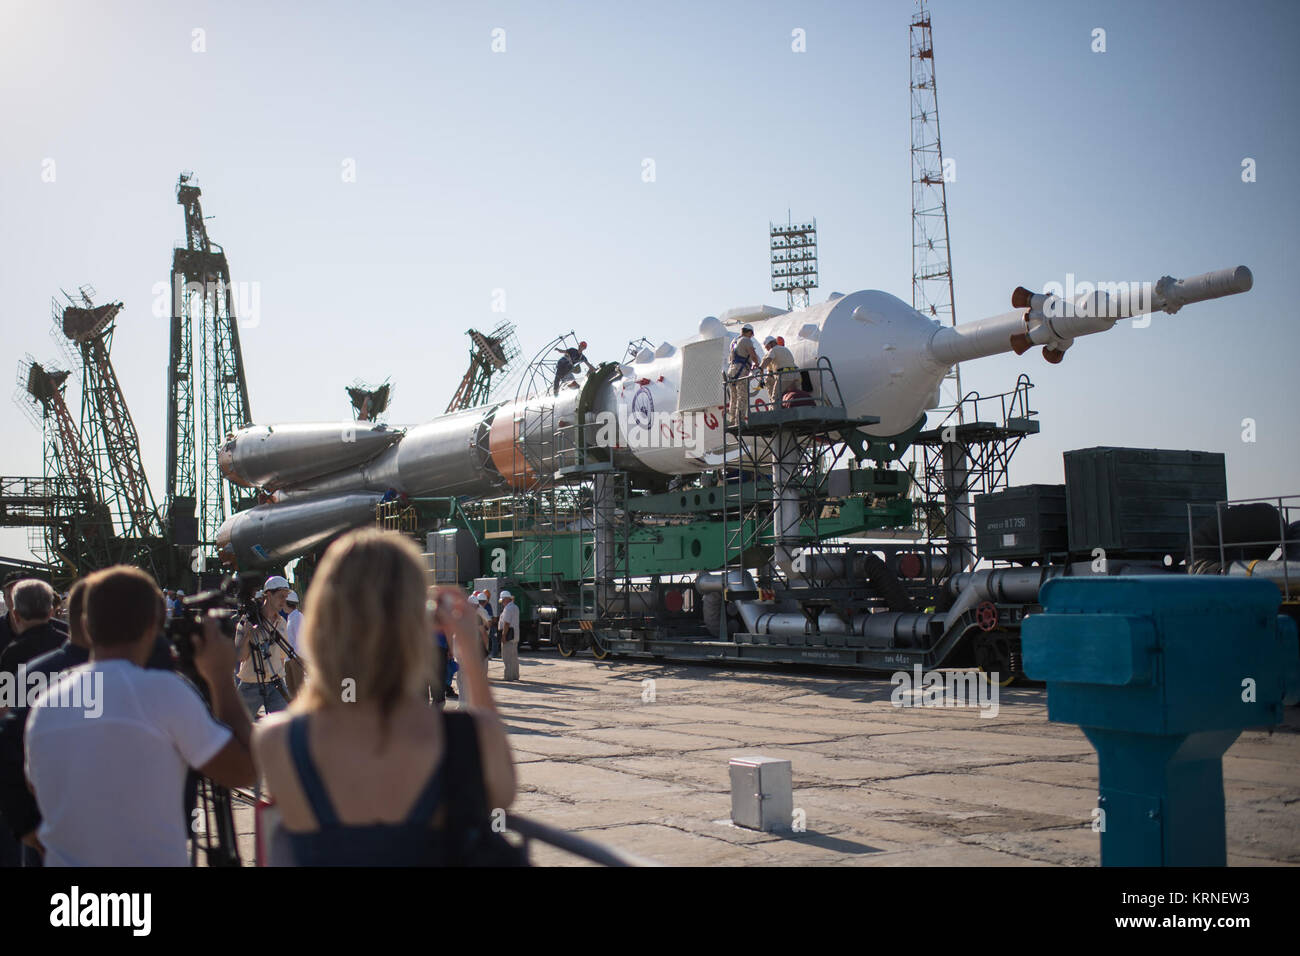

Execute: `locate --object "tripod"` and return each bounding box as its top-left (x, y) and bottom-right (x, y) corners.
top-left (174, 656), bottom-right (240, 867)
top-left (243, 614), bottom-right (293, 715)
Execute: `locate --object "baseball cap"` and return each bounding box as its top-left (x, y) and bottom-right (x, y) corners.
top-left (468, 593), bottom-right (481, 605)
top-left (499, 590), bottom-right (513, 600)
top-left (264, 575), bottom-right (290, 592)
top-left (287, 590), bottom-right (299, 603)
top-left (741, 324), bottom-right (754, 333)
top-left (763, 335), bottom-right (777, 347)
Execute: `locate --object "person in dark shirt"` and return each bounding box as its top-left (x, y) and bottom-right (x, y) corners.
top-left (0, 581), bottom-right (63, 679)
top-left (0, 579), bottom-right (91, 866)
top-left (0, 574), bottom-right (67, 661)
top-left (0, 572), bottom-right (27, 657)
top-left (552, 341), bottom-right (591, 395)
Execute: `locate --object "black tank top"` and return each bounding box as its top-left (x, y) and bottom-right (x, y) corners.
top-left (270, 712), bottom-right (456, 866)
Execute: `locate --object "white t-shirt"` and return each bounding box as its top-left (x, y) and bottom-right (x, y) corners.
top-left (499, 602), bottom-right (520, 638)
top-left (286, 608), bottom-right (304, 657)
top-left (26, 659), bottom-right (232, 867)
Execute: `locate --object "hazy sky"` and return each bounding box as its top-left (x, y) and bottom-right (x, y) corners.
top-left (1, 0), bottom-right (1296, 562)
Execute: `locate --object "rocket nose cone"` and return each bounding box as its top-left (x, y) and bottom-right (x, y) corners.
top-left (217, 441), bottom-right (251, 488)
top-left (215, 516), bottom-right (237, 567)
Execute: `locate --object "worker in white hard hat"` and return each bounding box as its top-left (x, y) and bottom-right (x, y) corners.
top-left (233, 575), bottom-right (292, 717)
top-left (498, 590), bottom-right (520, 681)
top-left (760, 335), bottom-right (798, 404)
top-left (726, 324), bottom-right (763, 425)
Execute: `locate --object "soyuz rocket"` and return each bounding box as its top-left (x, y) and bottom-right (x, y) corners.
top-left (216, 265), bottom-right (1253, 568)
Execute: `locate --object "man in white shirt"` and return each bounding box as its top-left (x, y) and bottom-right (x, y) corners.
top-left (471, 591), bottom-right (492, 656)
top-left (25, 565), bottom-right (254, 866)
top-left (499, 590), bottom-right (521, 682)
top-left (760, 335), bottom-right (798, 403)
top-left (284, 590), bottom-right (304, 660)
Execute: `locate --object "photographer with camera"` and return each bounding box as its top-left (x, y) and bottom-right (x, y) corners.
top-left (24, 565), bottom-right (255, 866)
top-left (234, 576), bottom-right (294, 718)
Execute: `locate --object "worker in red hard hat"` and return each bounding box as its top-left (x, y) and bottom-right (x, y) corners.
top-left (553, 341), bottom-right (593, 395)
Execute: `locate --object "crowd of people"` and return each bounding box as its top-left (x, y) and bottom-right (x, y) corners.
top-left (0, 528), bottom-right (521, 867)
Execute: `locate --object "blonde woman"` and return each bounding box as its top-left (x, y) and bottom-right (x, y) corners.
top-left (253, 529), bottom-right (518, 865)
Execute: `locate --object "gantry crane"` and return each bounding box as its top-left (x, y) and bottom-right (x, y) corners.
top-left (347, 380), bottom-right (393, 421)
top-left (167, 173), bottom-right (255, 564)
top-left (53, 289), bottom-right (166, 577)
top-left (446, 322), bottom-right (520, 413)
top-left (6, 357), bottom-right (115, 585)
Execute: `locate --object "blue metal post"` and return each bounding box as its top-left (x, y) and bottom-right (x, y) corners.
top-left (1022, 576), bottom-right (1298, 867)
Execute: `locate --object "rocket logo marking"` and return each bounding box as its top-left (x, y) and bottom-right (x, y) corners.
top-left (631, 387), bottom-right (654, 429)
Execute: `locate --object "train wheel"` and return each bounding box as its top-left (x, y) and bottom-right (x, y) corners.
top-left (973, 630), bottom-right (1022, 687)
top-left (556, 633), bottom-right (577, 658)
top-left (589, 631), bottom-right (611, 660)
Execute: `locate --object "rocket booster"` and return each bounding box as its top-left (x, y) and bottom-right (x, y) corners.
top-left (216, 265), bottom-right (1253, 567)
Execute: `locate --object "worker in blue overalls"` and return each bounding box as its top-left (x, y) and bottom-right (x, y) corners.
top-left (727, 324), bottom-right (763, 425)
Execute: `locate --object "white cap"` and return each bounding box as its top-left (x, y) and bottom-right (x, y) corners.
top-left (468, 593), bottom-right (481, 605)
top-left (177, 590), bottom-right (185, 596)
top-left (287, 590), bottom-right (299, 603)
top-left (264, 575), bottom-right (290, 592)
top-left (763, 335), bottom-right (777, 347)
top-left (499, 590), bottom-right (513, 600)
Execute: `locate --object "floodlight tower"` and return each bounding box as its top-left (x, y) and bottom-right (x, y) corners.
top-left (770, 217), bottom-right (819, 311)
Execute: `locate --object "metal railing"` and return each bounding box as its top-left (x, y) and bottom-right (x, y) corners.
top-left (723, 358), bottom-right (849, 423)
top-left (1186, 495), bottom-right (1300, 596)
top-left (508, 813), bottom-right (652, 866)
top-left (232, 789), bottom-right (651, 866)
top-left (927, 373), bottom-right (1036, 433)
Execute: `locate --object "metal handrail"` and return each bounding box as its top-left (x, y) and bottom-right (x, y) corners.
top-left (930, 374), bottom-right (1037, 431)
top-left (1185, 496), bottom-right (1299, 597)
top-left (507, 813), bottom-right (654, 866)
top-left (722, 358), bottom-right (848, 421)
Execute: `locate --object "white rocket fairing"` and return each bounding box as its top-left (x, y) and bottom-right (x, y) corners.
top-left (216, 266), bottom-right (1252, 567)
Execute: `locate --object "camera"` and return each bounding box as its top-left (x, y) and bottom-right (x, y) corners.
top-left (165, 572), bottom-right (261, 669)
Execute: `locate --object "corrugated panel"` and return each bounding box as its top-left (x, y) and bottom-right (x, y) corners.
top-left (677, 338), bottom-right (727, 412)
top-left (1065, 447), bottom-right (1227, 556)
